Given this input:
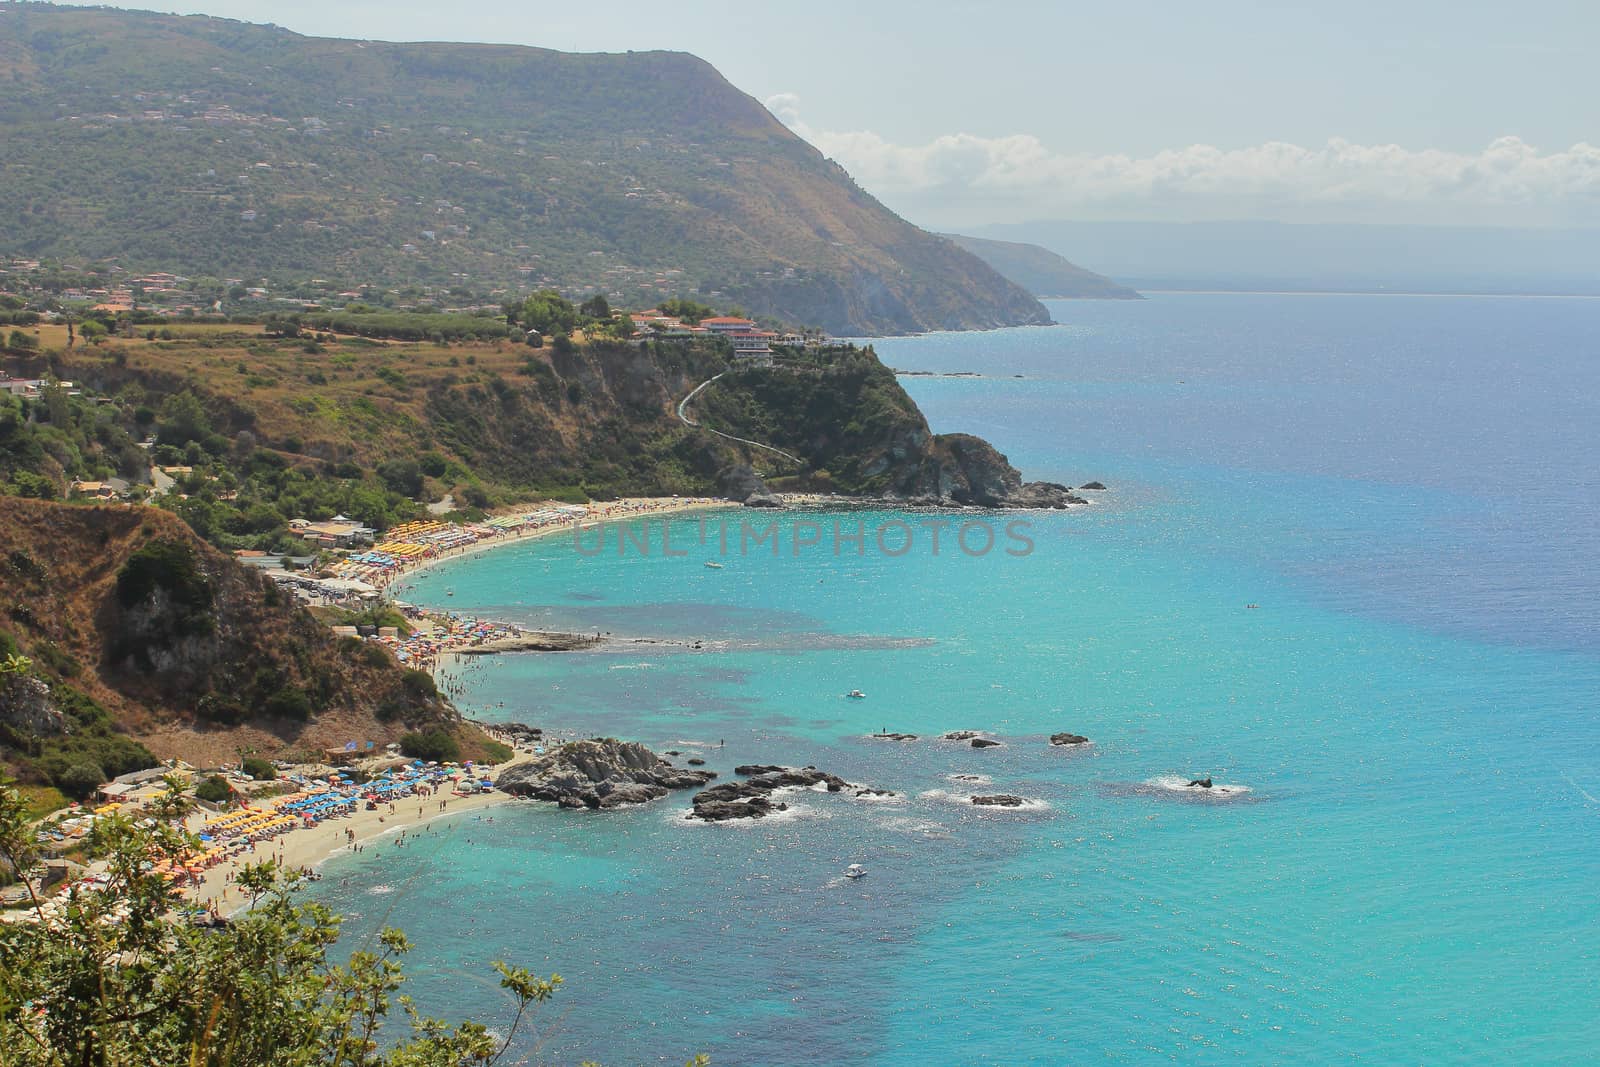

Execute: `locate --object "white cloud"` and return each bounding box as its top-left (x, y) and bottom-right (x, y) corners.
top-left (765, 94), bottom-right (1600, 227)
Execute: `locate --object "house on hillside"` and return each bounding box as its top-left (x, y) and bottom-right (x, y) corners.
top-left (69, 480), bottom-right (120, 500)
top-left (700, 316), bottom-right (772, 358)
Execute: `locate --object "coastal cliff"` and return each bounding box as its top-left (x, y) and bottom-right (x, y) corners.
top-left (0, 498), bottom-right (489, 790)
top-left (692, 348), bottom-right (1087, 507)
top-left (31, 334), bottom-right (1084, 514)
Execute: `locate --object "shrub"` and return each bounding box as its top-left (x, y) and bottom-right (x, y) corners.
top-left (194, 775), bottom-right (232, 804)
top-left (241, 756), bottom-right (276, 781)
top-left (263, 687), bottom-right (313, 721)
top-left (196, 692), bottom-right (248, 725)
top-left (399, 728), bottom-right (460, 763)
top-left (58, 761), bottom-right (107, 800)
top-left (400, 669), bottom-right (437, 701)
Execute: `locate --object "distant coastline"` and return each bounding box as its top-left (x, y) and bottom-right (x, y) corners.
top-left (1126, 287), bottom-right (1600, 300)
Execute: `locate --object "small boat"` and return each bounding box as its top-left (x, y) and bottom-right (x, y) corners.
top-left (844, 864), bottom-right (867, 880)
top-left (704, 561), bottom-right (724, 569)
top-left (845, 689), bottom-right (865, 699)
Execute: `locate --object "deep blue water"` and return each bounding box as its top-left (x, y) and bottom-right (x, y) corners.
top-left (314, 294), bottom-right (1600, 1064)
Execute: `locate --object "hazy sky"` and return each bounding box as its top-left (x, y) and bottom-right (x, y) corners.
top-left (54, 0), bottom-right (1600, 229)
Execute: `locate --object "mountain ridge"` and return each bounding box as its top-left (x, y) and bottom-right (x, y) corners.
top-left (942, 234), bottom-right (1142, 299)
top-left (0, 3), bottom-right (1050, 335)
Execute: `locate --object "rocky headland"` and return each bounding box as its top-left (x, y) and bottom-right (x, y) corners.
top-left (495, 738), bottom-right (716, 809)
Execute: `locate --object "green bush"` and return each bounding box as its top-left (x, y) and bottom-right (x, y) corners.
top-left (196, 692), bottom-right (248, 725)
top-left (194, 775), bottom-right (232, 804)
top-left (399, 728), bottom-right (460, 763)
top-left (400, 669), bottom-right (437, 701)
top-left (58, 761), bottom-right (107, 801)
top-left (241, 756), bottom-right (276, 781)
top-left (263, 688), bottom-right (313, 721)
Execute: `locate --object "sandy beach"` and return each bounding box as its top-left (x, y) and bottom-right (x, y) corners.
top-left (180, 498), bottom-right (739, 915)
top-left (382, 495), bottom-right (732, 594)
top-left (186, 762), bottom-right (525, 916)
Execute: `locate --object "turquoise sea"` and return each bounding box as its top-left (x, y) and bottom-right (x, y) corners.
top-left (315, 294), bottom-right (1600, 1064)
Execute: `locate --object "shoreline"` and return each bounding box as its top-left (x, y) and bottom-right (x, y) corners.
top-left (380, 496), bottom-right (732, 596)
top-left (186, 760), bottom-right (524, 917)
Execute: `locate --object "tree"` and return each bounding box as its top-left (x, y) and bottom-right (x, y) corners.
top-left (241, 756), bottom-right (276, 780)
top-left (194, 774), bottom-right (233, 803)
top-left (6, 328), bottom-right (37, 351)
top-left (58, 761), bottom-right (107, 800)
top-left (0, 778), bottom-right (561, 1066)
top-left (79, 319), bottom-right (108, 345)
top-left (578, 294), bottom-right (611, 320)
top-left (377, 458), bottom-right (424, 499)
top-left (520, 290), bottom-right (575, 336)
top-left (399, 728), bottom-right (460, 763)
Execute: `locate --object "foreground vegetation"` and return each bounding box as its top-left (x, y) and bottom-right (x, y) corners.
top-left (0, 778), bottom-right (711, 1066)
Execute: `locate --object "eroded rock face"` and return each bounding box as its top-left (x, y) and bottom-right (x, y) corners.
top-left (890, 434), bottom-right (1088, 509)
top-left (495, 738), bottom-right (716, 809)
top-left (718, 463), bottom-right (769, 503)
top-left (0, 673), bottom-right (63, 737)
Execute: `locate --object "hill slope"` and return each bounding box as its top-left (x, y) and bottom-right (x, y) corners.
top-left (0, 498), bottom-right (483, 784)
top-left (0, 4), bottom-right (1049, 336)
top-left (941, 234), bottom-right (1141, 299)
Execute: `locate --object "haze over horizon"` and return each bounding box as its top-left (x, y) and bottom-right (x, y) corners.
top-left (35, 0), bottom-right (1600, 234)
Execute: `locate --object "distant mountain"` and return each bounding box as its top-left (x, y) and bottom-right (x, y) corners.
top-left (969, 220), bottom-right (1600, 295)
top-left (0, 4), bottom-right (1049, 336)
top-left (941, 234), bottom-right (1141, 299)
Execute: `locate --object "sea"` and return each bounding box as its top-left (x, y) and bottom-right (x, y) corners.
top-left (313, 293), bottom-right (1600, 1065)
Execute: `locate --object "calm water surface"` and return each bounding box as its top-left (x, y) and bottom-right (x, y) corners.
top-left (316, 294), bottom-right (1600, 1065)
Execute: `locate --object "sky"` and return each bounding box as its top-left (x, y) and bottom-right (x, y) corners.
top-left (48, 0), bottom-right (1600, 230)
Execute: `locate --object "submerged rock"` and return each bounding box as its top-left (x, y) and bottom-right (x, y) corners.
top-left (870, 732), bottom-right (919, 742)
top-left (495, 738), bottom-right (716, 809)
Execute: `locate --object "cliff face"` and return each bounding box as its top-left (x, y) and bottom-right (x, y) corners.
top-left (692, 350), bottom-right (1084, 507)
top-left (0, 500), bottom-right (471, 773)
top-left (0, 4), bottom-right (1049, 335)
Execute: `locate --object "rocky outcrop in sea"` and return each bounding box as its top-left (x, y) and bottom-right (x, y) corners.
top-left (495, 738), bottom-right (716, 809)
top-left (688, 764), bottom-right (894, 822)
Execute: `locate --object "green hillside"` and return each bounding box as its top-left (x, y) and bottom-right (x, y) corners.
top-left (0, 3), bottom-right (1050, 335)
top-left (942, 234), bottom-right (1142, 299)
